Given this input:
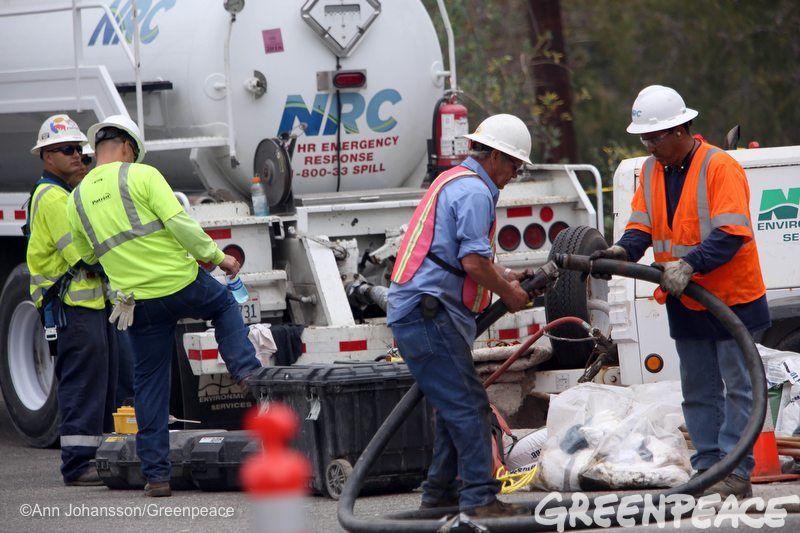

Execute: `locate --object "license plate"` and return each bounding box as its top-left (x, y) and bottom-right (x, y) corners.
top-left (239, 298), bottom-right (261, 324)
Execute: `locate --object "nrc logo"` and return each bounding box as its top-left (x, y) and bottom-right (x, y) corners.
top-left (278, 89), bottom-right (402, 137)
top-left (88, 0), bottom-right (176, 47)
top-left (758, 188), bottom-right (800, 221)
top-left (632, 109), bottom-right (642, 119)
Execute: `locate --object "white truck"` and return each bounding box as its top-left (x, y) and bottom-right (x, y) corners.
top-left (0, 0), bottom-right (603, 447)
top-left (609, 145), bottom-right (800, 386)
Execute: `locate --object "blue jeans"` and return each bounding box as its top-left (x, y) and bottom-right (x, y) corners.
top-left (115, 330), bottom-right (135, 407)
top-left (675, 336), bottom-right (755, 479)
top-left (55, 304), bottom-right (118, 483)
top-left (128, 269), bottom-right (261, 483)
top-left (390, 305), bottom-right (499, 509)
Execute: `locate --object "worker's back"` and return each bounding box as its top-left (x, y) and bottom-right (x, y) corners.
top-left (68, 161), bottom-right (198, 300)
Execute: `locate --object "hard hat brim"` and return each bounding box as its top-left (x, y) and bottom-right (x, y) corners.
top-left (626, 108), bottom-right (699, 134)
top-left (30, 134), bottom-right (89, 155)
top-left (462, 132), bottom-right (533, 166)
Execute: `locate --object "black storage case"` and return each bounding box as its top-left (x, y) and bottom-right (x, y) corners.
top-left (249, 363), bottom-right (434, 498)
top-left (190, 430), bottom-right (260, 491)
top-left (95, 429), bottom-right (226, 490)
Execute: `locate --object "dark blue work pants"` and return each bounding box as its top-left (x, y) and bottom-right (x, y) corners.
top-left (390, 305), bottom-right (500, 510)
top-left (55, 303), bottom-right (118, 483)
top-left (128, 269), bottom-right (261, 483)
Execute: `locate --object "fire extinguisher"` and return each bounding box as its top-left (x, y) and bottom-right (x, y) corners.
top-left (426, 93), bottom-right (469, 184)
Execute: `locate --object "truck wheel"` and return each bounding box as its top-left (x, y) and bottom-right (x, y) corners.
top-left (545, 226), bottom-right (610, 368)
top-left (0, 264), bottom-right (59, 447)
top-left (325, 458), bottom-right (353, 500)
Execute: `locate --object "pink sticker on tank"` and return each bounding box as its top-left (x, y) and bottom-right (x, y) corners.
top-left (262, 28), bottom-right (284, 54)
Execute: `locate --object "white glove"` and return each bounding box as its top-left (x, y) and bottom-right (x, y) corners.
top-left (657, 259), bottom-right (694, 297)
top-left (109, 292), bottom-right (136, 331)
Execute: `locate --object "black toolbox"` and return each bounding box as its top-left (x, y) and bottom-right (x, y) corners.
top-left (249, 363), bottom-right (434, 498)
top-left (95, 429), bottom-right (226, 490)
top-left (190, 430), bottom-right (260, 491)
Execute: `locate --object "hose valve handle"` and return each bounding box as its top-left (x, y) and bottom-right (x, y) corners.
top-left (521, 260), bottom-right (560, 297)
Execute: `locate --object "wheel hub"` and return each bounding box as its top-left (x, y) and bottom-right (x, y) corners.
top-left (7, 300), bottom-right (54, 411)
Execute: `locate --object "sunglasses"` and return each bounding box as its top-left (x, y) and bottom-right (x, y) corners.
top-left (47, 145), bottom-right (83, 156)
top-left (503, 152), bottom-right (525, 172)
top-left (81, 155), bottom-right (93, 166)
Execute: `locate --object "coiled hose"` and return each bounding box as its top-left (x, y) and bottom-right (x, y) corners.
top-left (337, 256), bottom-right (767, 532)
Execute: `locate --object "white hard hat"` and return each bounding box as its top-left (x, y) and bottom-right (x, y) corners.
top-left (627, 85), bottom-right (699, 134)
top-left (30, 114), bottom-right (88, 155)
top-left (87, 114), bottom-right (146, 163)
top-left (463, 113), bottom-right (533, 165)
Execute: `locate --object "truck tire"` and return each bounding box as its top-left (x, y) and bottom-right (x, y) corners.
top-left (0, 264), bottom-right (59, 447)
top-left (545, 226), bottom-right (610, 368)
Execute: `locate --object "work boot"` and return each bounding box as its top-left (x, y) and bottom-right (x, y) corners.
top-left (144, 481), bottom-right (172, 497)
top-left (465, 499), bottom-right (529, 518)
top-left (702, 473), bottom-right (752, 499)
top-left (419, 495), bottom-right (460, 511)
top-left (65, 467), bottom-right (103, 487)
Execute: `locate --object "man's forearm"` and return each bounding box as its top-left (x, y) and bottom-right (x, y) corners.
top-left (462, 254), bottom-right (513, 296)
top-left (164, 211), bottom-right (225, 265)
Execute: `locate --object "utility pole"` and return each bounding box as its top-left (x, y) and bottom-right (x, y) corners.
top-left (527, 0), bottom-right (577, 163)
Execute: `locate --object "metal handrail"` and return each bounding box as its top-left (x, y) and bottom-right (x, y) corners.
top-left (529, 163), bottom-right (605, 235)
top-left (435, 0), bottom-right (457, 93)
top-left (0, 1), bottom-right (144, 139)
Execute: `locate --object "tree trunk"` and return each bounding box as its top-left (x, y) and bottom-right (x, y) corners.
top-left (527, 0), bottom-right (577, 162)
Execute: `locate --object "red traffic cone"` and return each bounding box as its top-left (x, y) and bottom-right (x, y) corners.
top-left (242, 403), bottom-right (311, 532)
top-left (751, 401), bottom-right (800, 483)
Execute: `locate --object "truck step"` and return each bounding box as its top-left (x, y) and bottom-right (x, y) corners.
top-left (145, 136), bottom-right (229, 152)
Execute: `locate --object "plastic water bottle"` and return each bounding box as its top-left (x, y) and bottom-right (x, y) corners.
top-left (251, 176), bottom-right (269, 216)
top-left (226, 274), bottom-right (250, 303)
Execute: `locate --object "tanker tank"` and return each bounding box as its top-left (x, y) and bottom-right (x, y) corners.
top-left (0, 0), bottom-right (444, 198)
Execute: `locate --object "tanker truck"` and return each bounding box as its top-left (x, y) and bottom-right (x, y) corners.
top-left (0, 0), bottom-right (604, 448)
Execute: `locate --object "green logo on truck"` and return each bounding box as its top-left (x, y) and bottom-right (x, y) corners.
top-left (757, 188), bottom-right (800, 235)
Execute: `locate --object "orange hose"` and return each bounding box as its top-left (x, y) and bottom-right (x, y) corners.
top-left (482, 316), bottom-right (590, 388)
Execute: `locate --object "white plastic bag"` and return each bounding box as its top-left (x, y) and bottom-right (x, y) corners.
top-left (535, 382), bottom-right (691, 491)
top-left (776, 383), bottom-right (800, 436)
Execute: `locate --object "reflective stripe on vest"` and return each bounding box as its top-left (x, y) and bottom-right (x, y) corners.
top-left (391, 166), bottom-right (495, 314)
top-left (640, 146), bottom-right (722, 257)
top-left (73, 163), bottom-right (165, 257)
top-left (30, 184), bottom-right (55, 223)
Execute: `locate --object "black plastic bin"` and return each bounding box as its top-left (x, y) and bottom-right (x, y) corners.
top-left (190, 430), bottom-right (260, 491)
top-left (249, 363), bottom-right (434, 499)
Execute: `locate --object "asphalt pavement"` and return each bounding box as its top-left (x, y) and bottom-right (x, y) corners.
top-left (3, 397), bottom-right (800, 532)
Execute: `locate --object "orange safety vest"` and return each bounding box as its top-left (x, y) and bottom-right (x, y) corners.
top-left (626, 142), bottom-right (765, 311)
top-left (391, 165), bottom-right (496, 313)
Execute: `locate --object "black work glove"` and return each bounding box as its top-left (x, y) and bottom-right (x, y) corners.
top-left (587, 246), bottom-right (628, 280)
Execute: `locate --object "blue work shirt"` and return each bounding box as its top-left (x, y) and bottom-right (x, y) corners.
top-left (387, 157), bottom-right (499, 345)
top-left (617, 149), bottom-right (770, 339)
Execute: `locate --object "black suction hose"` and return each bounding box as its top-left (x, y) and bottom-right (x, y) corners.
top-left (338, 256), bottom-right (766, 532)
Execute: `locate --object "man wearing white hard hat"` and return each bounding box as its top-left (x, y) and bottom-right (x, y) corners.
top-left (66, 114), bottom-right (262, 497)
top-left (388, 114), bottom-right (532, 517)
top-left (592, 85), bottom-right (769, 498)
top-left (26, 114), bottom-right (117, 486)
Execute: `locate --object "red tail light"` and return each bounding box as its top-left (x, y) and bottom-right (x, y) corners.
top-left (498, 225), bottom-right (521, 251)
top-left (223, 244), bottom-right (245, 267)
top-left (548, 221), bottom-right (569, 243)
top-left (524, 224), bottom-right (546, 249)
top-left (333, 71), bottom-right (366, 89)
top-left (540, 206), bottom-right (554, 222)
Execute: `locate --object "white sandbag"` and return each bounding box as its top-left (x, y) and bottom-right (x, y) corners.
top-left (776, 383), bottom-right (800, 436)
top-left (758, 343), bottom-right (800, 388)
top-left (504, 427), bottom-right (548, 471)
